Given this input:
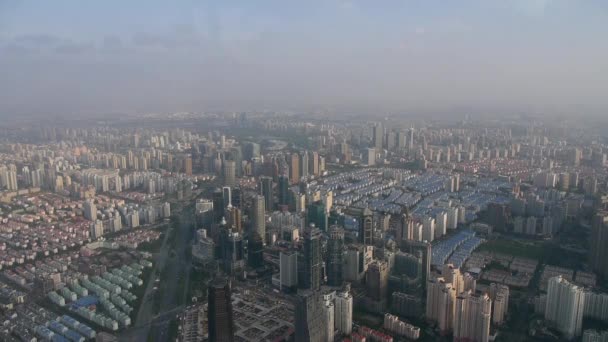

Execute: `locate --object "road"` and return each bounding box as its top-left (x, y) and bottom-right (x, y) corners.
top-left (149, 204), bottom-right (196, 342)
top-left (121, 204), bottom-right (196, 342)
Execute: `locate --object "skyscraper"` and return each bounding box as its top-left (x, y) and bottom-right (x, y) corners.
top-left (335, 289), bottom-right (353, 336)
top-left (295, 291), bottom-right (327, 342)
top-left (373, 123), bottom-right (383, 150)
top-left (212, 189), bottom-right (225, 223)
top-left (396, 208), bottom-right (413, 242)
top-left (300, 151), bottom-right (309, 178)
top-left (453, 291), bottom-right (492, 342)
top-left (84, 200), bottom-right (97, 221)
top-left (278, 174), bottom-right (290, 207)
top-left (359, 208), bottom-right (373, 246)
top-left (326, 226), bottom-right (344, 287)
top-left (590, 211), bottom-right (608, 278)
top-left (307, 201), bottom-right (328, 232)
top-left (426, 277), bottom-right (456, 334)
top-left (259, 176), bottom-right (274, 211)
top-left (280, 251), bottom-right (298, 291)
top-left (183, 156), bottom-right (193, 175)
top-left (366, 260), bottom-right (389, 303)
top-left (223, 160), bottom-right (236, 187)
top-left (208, 277), bottom-right (235, 342)
top-left (301, 225), bottom-right (322, 290)
top-left (252, 195), bottom-right (266, 244)
top-left (289, 153), bottom-right (300, 185)
top-left (545, 276), bottom-right (585, 339)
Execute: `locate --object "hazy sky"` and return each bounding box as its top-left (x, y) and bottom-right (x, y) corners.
top-left (1, 0), bottom-right (607, 117)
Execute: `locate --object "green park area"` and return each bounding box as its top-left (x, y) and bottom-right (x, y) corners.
top-left (477, 238), bottom-right (585, 270)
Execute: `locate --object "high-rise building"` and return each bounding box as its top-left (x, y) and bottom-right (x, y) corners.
top-left (212, 189), bottom-right (225, 223)
top-left (327, 226), bottom-right (344, 287)
top-left (278, 174), bottom-right (290, 207)
top-left (301, 225), bottom-right (322, 291)
top-left (366, 260), bottom-right (389, 303)
top-left (252, 195), bottom-right (266, 244)
top-left (84, 200), bottom-right (97, 221)
top-left (310, 151), bottom-right (319, 176)
top-left (247, 233), bottom-right (264, 269)
top-left (307, 201), bottom-right (328, 232)
top-left (545, 276), bottom-right (585, 339)
top-left (359, 208), bottom-right (374, 246)
top-left (300, 151), bottom-right (309, 179)
top-left (422, 216), bottom-right (435, 242)
top-left (396, 208), bottom-right (413, 242)
top-left (453, 291), bottom-right (492, 342)
top-left (295, 291), bottom-right (327, 342)
top-left (280, 251), bottom-right (298, 291)
top-left (590, 211), bottom-right (608, 278)
top-left (183, 156), bottom-right (193, 175)
top-left (259, 176), bottom-right (274, 211)
top-left (426, 277), bottom-right (456, 334)
top-left (208, 277), bottom-right (235, 342)
top-left (364, 148), bottom-right (376, 166)
top-left (344, 245), bottom-right (373, 283)
top-left (222, 186), bottom-right (232, 207)
top-left (489, 283), bottom-right (509, 325)
top-left (223, 160), bottom-right (236, 187)
top-left (335, 289), bottom-right (353, 336)
top-left (403, 240), bottom-right (431, 286)
top-left (289, 153), bottom-right (300, 184)
top-left (373, 123), bottom-right (383, 150)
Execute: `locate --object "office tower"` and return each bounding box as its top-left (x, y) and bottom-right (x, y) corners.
top-left (208, 277), bottom-right (235, 342)
top-left (426, 277), bottom-right (456, 334)
top-left (453, 291), bottom-right (492, 342)
top-left (307, 201), bottom-right (328, 232)
top-left (183, 156), bottom-right (193, 175)
top-left (571, 148), bottom-right (582, 167)
top-left (252, 195), bottom-right (266, 244)
top-left (327, 226), bottom-right (344, 287)
top-left (364, 148), bottom-right (376, 166)
top-left (373, 123), bottom-right (383, 150)
top-left (366, 261), bottom-right (389, 303)
top-left (84, 200), bottom-right (97, 221)
top-left (489, 283), bottom-right (509, 325)
top-left (403, 240), bottom-right (431, 289)
top-left (295, 291), bottom-right (327, 342)
top-left (278, 174), bottom-right (290, 206)
top-left (226, 187), bottom-right (239, 209)
top-left (258, 176), bottom-right (274, 211)
top-left (219, 218), bottom-right (244, 275)
top-left (590, 211), bottom-right (608, 278)
top-left (545, 276), bottom-right (585, 339)
top-left (301, 225), bottom-right (322, 290)
top-left (212, 189), bottom-right (225, 223)
top-left (287, 153), bottom-right (299, 184)
top-left (396, 208), bottom-right (413, 242)
top-left (247, 233), bottom-right (264, 269)
top-left (359, 208), bottom-right (374, 246)
top-left (344, 245), bottom-right (373, 283)
top-left (280, 251), bottom-right (298, 291)
top-left (299, 151), bottom-right (309, 179)
top-left (223, 160), bottom-right (236, 187)
top-left (310, 151), bottom-right (319, 176)
top-left (243, 142), bottom-right (260, 160)
top-left (227, 207), bottom-right (242, 233)
top-left (222, 186), bottom-right (232, 207)
top-left (335, 289), bottom-right (353, 336)
top-left (409, 127), bottom-right (415, 151)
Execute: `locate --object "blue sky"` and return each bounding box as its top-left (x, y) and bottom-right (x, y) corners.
top-left (1, 0), bottom-right (607, 117)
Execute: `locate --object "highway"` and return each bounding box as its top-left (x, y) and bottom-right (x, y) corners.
top-left (121, 204), bottom-right (196, 342)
